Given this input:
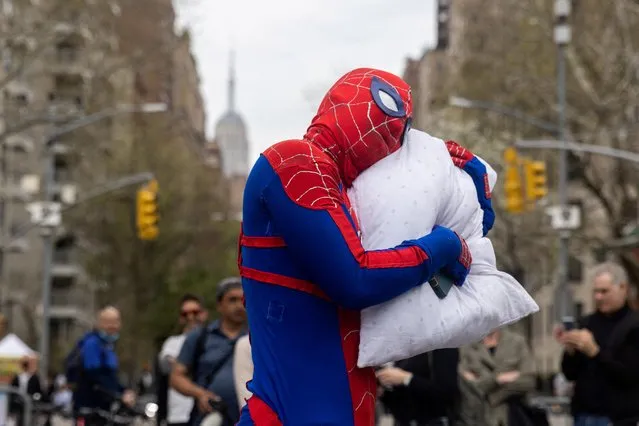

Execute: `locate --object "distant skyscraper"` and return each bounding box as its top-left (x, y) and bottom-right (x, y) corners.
top-left (214, 51), bottom-right (249, 179)
top-left (212, 51), bottom-right (249, 218)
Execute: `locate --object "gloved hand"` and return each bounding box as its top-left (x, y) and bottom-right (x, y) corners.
top-left (433, 226), bottom-right (472, 286)
top-left (440, 230), bottom-right (472, 287)
top-left (446, 140), bottom-right (495, 236)
top-left (410, 225), bottom-right (473, 287)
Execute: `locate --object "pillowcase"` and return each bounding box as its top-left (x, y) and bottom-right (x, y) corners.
top-left (348, 128), bottom-right (539, 367)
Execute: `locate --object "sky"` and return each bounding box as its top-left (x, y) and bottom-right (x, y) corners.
top-left (175, 0), bottom-right (437, 165)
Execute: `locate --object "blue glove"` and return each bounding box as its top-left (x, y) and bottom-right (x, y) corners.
top-left (446, 141), bottom-right (495, 236)
top-left (409, 225), bottom-right (472, 287)
top-left (439, 229), bottom-right (472, 287)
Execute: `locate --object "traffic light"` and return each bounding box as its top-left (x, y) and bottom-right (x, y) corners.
top-left (523, 159), bottom-right (548, 201)
top-left (136, 179), bottom-right (159, 240)
top-left (502, 147), bottom-right (525, 214)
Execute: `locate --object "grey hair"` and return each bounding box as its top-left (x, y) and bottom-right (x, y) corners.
top-left (589, 262), bottom-right (629, 286)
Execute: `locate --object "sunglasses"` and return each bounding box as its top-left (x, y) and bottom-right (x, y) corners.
top-left (180, 309), bottom-right (201, 318)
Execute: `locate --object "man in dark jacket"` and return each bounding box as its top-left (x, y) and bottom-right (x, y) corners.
top-left (10, 356), bottom-right (42, 426)
top-left (555, 262), bottom-right (639, 426)
top-left (377, 348), bottom-right (459, 426)
top-left (73, 307), bottom-right (135, 424)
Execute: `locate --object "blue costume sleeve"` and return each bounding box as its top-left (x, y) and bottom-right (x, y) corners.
top-left (461, 157), bottom-right (495, 236)
top-left (260, 161), bottom-right (465, 310)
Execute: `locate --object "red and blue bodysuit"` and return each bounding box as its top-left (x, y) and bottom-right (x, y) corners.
top-left (237, 68), bottom-right (478, 426)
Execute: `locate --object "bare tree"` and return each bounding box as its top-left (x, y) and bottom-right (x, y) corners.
top-left (423, 109), bottom-right (556, 293)
top-left (435, 0), bottom-right (639, 283)
top-left (66, 109), bottom-right (233, 373)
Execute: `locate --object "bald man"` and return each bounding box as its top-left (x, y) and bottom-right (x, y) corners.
top-left (71, 306), bottom-right (135, 424)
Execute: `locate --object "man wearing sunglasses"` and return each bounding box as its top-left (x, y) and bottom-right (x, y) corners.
top-left (158, 294), bottom-right (208, 426)
top-left (172, 278), bottom-right (247, 426)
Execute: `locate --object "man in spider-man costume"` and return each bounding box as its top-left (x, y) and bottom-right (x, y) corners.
top-left (237, 68), bottom-right (491, 426)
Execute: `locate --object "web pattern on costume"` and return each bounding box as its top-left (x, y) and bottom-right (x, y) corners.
top-left (341, 315), bottom-right (377, 425)
top-left (310, 68), bottom-right (412, 169)
top-left (265, 69), bottom-right (412, 212)
top-left (446, 140), bottom-right (473, 168)
top-left (265, 141), bottom-right (344, 210)
top-left (456, 232), bottom-right (472, 268)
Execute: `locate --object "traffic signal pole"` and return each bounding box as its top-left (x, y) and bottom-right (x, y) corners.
top-left (37, 104), bottom-right (166, 378)
top-left (554, 0), bottom-right (572, 320)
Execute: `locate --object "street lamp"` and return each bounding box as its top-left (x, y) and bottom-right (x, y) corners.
top-left (448, 95), bottom-right (560, 135)
top-left (449, 1), bottom-right (574, 319)
top-left (554, 0), bottom-right (572, 321)
top-left (38, 102), bottom-right (167, 377)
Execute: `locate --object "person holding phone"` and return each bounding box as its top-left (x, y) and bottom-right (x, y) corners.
top-left (554, 262), bottom-right (639, 426)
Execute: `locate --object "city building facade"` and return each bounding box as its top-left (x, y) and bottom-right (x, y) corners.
top-left (0, 0), bottom-right (214, 357)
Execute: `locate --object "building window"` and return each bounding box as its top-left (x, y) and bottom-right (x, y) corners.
top-left (52, 276), bottom-right (74, 287)
top-left (12, 93), bottom-right (28, 108)
top-left (56, 40), bottom-right (79, 63)
top-left (54, 157), bottom-right (71, 183)
top-left (54, 236), bottom-right (75, 264)
top-left (49, 73), bottom-right (84, 107)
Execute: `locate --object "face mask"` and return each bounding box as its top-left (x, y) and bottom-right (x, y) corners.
top-left (99, 331), bottom-right (119, 343)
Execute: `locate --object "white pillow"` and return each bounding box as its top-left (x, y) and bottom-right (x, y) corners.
top-left (348, 128), bottom-right (539, 368)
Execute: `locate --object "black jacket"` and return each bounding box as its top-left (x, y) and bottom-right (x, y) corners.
top-left (9, 373), bottom-right (42, 411)
top-left (380, 348), bottom-right (459, 425)
top-left (561, 306), bottom-right (639, 424)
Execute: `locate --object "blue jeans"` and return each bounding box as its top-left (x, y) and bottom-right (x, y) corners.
top-left (574, 414), bottom-right (611, 426)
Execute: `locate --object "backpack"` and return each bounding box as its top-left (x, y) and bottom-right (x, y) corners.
top-left (65, 332), bottom-right (105, 388)
top-left (64, 336), bottom-right (88, 388)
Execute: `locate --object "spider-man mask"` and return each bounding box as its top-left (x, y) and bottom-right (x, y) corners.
top-left (304, 67), bottom-right (413, 188)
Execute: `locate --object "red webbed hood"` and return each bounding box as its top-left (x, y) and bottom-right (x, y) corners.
top-left (304, 68), bottom-right (413, 188)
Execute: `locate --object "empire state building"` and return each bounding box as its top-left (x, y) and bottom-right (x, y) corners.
top-left (212, 52), bottom-right (249, 219)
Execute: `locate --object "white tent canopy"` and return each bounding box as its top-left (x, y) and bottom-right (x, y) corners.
top-left (0, 334), bottom-right (35, 358)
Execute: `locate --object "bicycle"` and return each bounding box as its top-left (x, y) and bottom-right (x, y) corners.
top-left (73, 386), bottom-right (158, 426)
top-left (200, 398), bottom-right (232, 426)
top-left (31, 392), bottom-right (73, 426)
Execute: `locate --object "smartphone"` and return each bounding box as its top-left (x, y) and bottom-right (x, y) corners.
top-left (429, 274), bottom-right (454, 299)
top-left (562, 316), bottom-right (575, 331)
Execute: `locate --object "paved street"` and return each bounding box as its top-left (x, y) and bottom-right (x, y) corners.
top-left (378, 413), bottom-right (572, 425)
